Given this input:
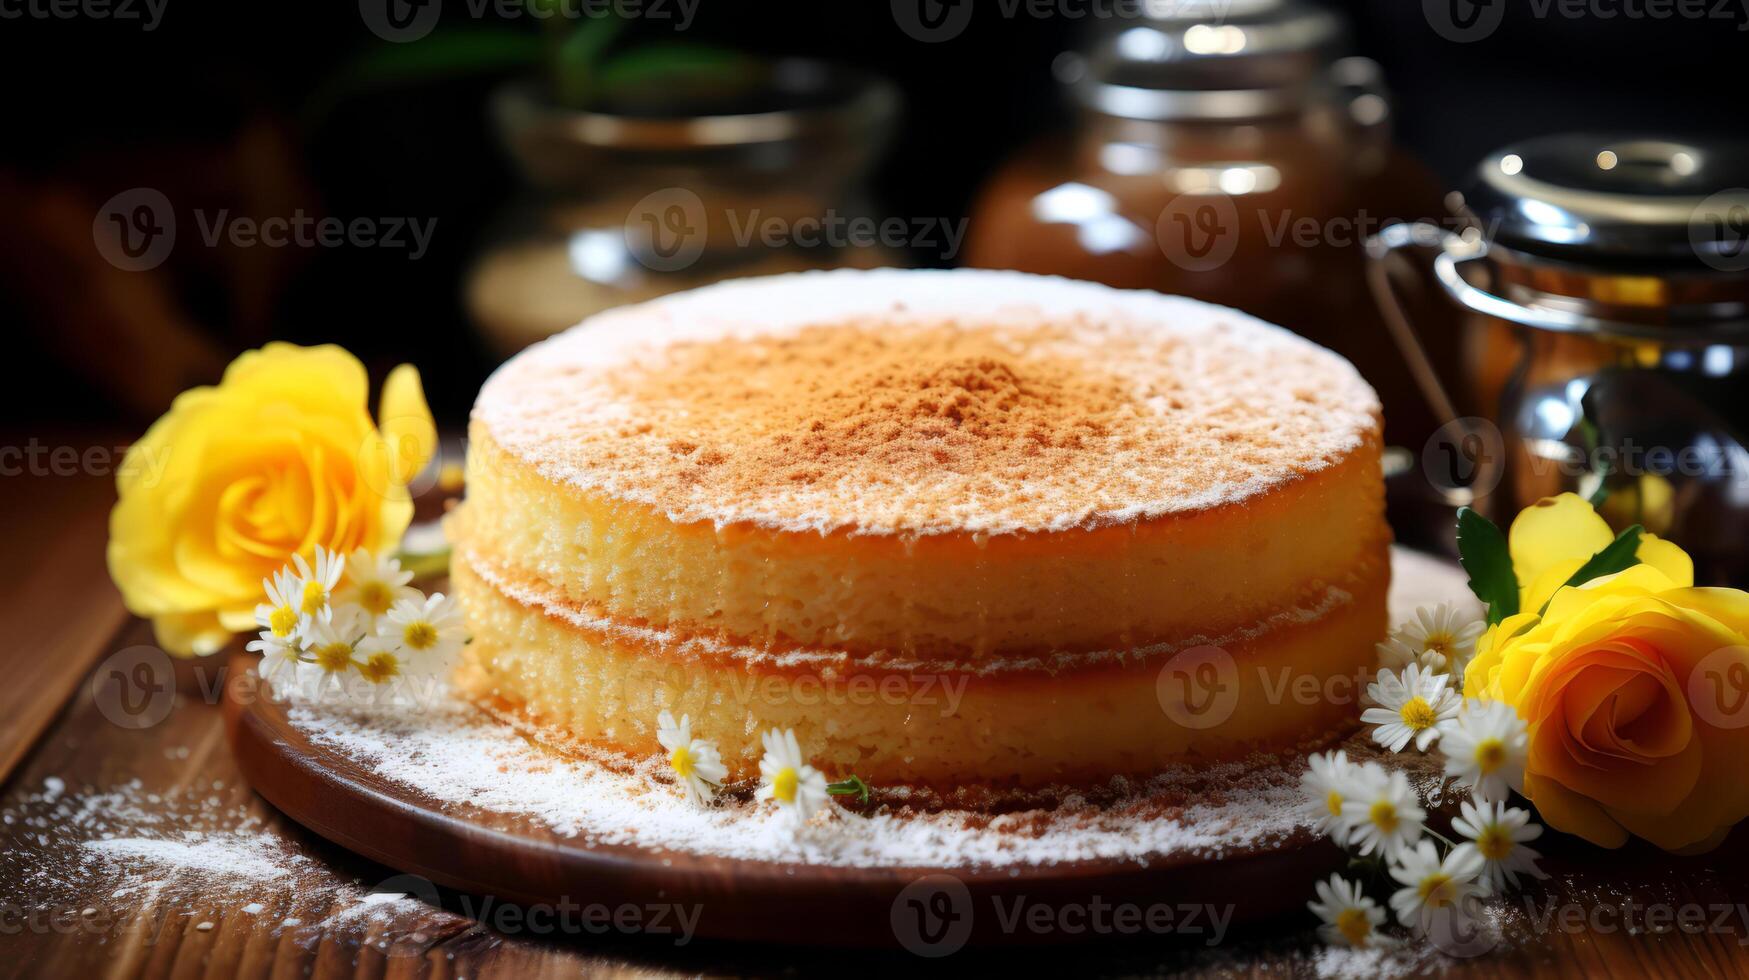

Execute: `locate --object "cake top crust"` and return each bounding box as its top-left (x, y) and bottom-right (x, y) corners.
top-left (474, 269), bottom-right (1380, 536)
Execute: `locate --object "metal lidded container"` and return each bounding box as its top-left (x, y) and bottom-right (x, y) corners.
top-left (1062, 0), bottom-right (1380, 125)
top-left (1369, 134), bottom-right (1749, 584)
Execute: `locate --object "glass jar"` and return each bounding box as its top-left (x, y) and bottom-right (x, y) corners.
top-left (964, 0), bottom-right (1446, 444)
top-left (1369, 135), bottom-right (1749, 584)
top-left (466, 60), bottom-right (901, 356)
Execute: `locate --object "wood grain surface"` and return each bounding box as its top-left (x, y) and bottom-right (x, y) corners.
top-left (4, 457), bottom-right (1749, 977)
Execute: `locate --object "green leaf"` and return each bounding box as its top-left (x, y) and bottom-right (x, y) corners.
top-left (1456, 507), bottom-right (1519, 625)
top-left (1586, 452), bottom-right (1613, 508)
top-left (336, 30), bottom-right (544, 87)
top-left (393, 545), bottom-right (451, 582)
top-left (597, 43), bottom-right (760, 91)
top-left (552, 16), bottom-right (626, 108)
top-left (826, 775), bottom-right (871, 805)
top-left (1538, 525), bottom-right (1642, 615)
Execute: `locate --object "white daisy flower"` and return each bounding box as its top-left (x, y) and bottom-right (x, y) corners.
top-left (338, 548), bottom-right (419, 621)
top-left (300, 611), bottom-right (361, 689)
top-left (1388, 838), bottom-right (1485, 931)
top-left (351, 636), bottom-right (407, 686)
top-left (255, 567), bottom-right (310, 641)
top-left (1451, 795), bottom-right (1547, 896)
top-left (1340, 764), bottom-right (1426, 859)
top-left (1307, 873), bottom-right (1387, 948)
top-left (1437, 698), bottom-right (1528, 801)
top-left (757, 728), bottom-right (828, 825)
top-left (245, 629), bottom-right (302, 686)
top-left (381, 593), bottom-right (466, 663)
top-left (1375, 633), bottom-right (1438, 674)
top-left (1388, 602), bottom-right (1486, 678)
top-left (657, 712), bottom-right (728, 806)
top-left (1362, 664), bottom-right (1461, 753)
top-left (1301, 750), bottom-right (1363, 844)
top-left (291, 545), bottom-right (345, 621)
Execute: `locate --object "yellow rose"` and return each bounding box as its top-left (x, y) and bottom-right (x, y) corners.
top-left (1466, 494), bottom-right (1749, 852)
top-left (1503, 492), bottom-right (1691, 614)
top-left (108, 343), bottom-right (436, 656)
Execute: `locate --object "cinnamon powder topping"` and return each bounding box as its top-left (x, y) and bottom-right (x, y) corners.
top-left (474, 270), bottom-right (1380, 535)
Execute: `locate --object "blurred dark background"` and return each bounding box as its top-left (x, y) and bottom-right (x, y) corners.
top-left (2, 0), bottom-right (1745, 431)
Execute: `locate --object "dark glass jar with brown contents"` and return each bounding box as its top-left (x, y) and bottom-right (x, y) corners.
top-left (965, 0), bottom-right (1445, 445)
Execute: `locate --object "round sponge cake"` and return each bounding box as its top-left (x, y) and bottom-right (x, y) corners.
top-left (449, 269), bottom-right (1389, 790)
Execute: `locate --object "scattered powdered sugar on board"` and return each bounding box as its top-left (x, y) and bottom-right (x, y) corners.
top-left (85, 832), bottom-right (310, 887)
top-left (286, 688), bottom-right (1314, 870)
top-left (1309, 939), bottom-right (1440, 979)
top-left (0, 776), bottom-right (465, 948)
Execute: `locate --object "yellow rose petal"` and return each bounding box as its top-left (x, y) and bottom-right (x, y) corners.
top-left (1509, 493), bottom-right (1616, 604)
top-left (380, 363), bottom-right (437, 487)
top-left (1521, 558), bottom-right (1587, 617)
top-left (1637, 533), bottom-right (1695, 588)
top-left (150, 610), bottom-right (232, 657)
top-left (1523, 770), bottom-right (1630, 848)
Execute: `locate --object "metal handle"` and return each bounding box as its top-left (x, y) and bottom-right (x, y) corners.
top-left (1429, 248), bottom-right (1749, 342)
top-left (1365, 221), bottom-right (1464, 424)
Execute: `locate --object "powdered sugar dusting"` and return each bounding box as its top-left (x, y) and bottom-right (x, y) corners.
top-left (475, 269), bottom-right (1380, 537)
top-left (85, 833), bottom-right (307, 886)
top-left (0, 778), bottom-right (464, 946)
top-left (286, 687), bottom-right (1312, 869)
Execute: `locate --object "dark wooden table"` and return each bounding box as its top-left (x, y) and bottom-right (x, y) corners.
top-left (4, 439), bottom-right (1749, 978)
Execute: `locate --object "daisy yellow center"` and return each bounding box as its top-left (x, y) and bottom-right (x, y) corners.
top-left (1336, 907), bottom-right (1372, 946)
top-left (1417, 873), bottom-right (1455, 908)
top-left (772, 766), bottom-right (799, 803)
top-left (357, 581), bottom-right (393, 616)
top-left (1426, 632), bottom-right (1453, 656)
top-left (300, 580), bottom-right (327, 616)
top-left (1474, 738), bottom-right (1507, 774)
top-left (1477, 824), bottom-right (1514, 861)
top-left (269, 604), bottom-right (299, 637)
top-left (358, 651), bottom-right (399, 683)
top-left (1369, 800), bottom-right (1399, 833)
top-left (670, 745), bottom-right (695, 779)
top-left (1326, 790), bottom-right (1343, 817)
top-left (403, 621), bottom-right (438, 650)
top-left (313, 642), bottom-right (353, 674)
top-left (1399, 696), bottom-right (1437, 730)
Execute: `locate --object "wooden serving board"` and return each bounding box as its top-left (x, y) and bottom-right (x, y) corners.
top-left (223, 667), bottom-right (1344, 949)
top-left (221, 548), bottom-right (1472, 949)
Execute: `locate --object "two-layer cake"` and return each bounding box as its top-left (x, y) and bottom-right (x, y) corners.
top-left (447, 269), bottom-right (1388, 791)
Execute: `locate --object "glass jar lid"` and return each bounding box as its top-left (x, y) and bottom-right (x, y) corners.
top-left (1458, 134), bottom-right (1749, 271)
top-left (1062, 0), bottom-right (1347, 120)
